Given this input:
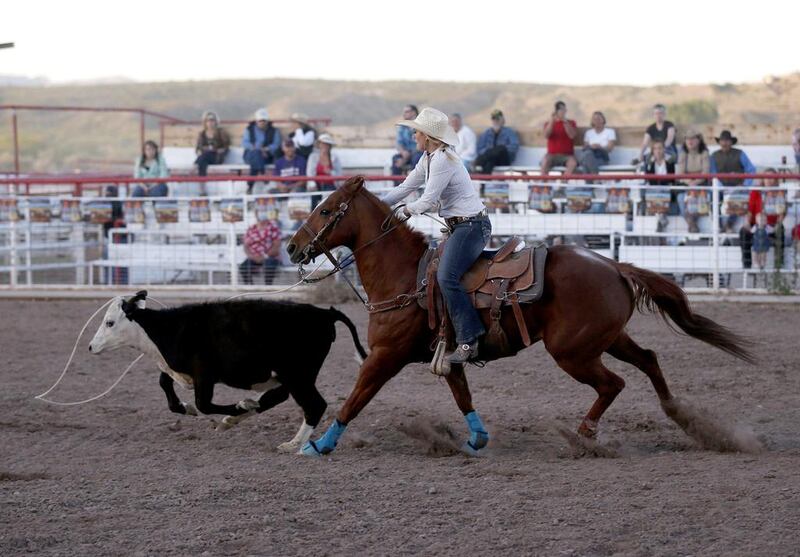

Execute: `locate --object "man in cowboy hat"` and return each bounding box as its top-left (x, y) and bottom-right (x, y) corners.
top-left (242, 108), bottom-right (283, 182)
top-left (475, 109), bottom-right (520, 174)
top-left (711, 130), bottom-right (757, 233)
top-left (289, 112), bottom-right (317, 159)
top-left (710, 130), bottom-right (756, 187)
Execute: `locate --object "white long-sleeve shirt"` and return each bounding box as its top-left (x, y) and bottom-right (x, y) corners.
top-left (456, 125), bottom-right (477, 163)
top-left (381, 148), bottom-right (485, 218)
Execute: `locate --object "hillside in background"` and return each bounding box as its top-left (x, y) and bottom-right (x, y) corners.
top-left (1, 74), bottom-right (799, 173)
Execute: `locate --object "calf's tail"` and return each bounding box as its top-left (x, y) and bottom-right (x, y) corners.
top-left (329, 307), bottom-right (368, 361)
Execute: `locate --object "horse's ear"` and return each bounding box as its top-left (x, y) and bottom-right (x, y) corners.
top-left (342, 175), bottom-right (365, 194)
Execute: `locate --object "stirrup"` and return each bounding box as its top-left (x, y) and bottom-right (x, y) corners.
top-left (430, 340), bottom-right (451, 376)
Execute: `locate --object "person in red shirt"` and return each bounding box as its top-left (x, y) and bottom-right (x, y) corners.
top-left (240, 213), bottom-right (283, 284)
top-left (541, 101), bottom-right (578, 176)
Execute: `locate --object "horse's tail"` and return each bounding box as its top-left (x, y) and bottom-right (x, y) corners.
top-left (329, 307), bottom-right (368, 362)
top-left (616, 263), bottom-right (755, 363)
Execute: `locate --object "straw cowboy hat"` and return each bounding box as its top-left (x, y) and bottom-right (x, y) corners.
top-left (397, 107), bottom-right (459, 147)
top-left (715, 130), bottom-right (738, 144)
top-left (316, 132), bottom-right (336, 145)
top-left (291, 112), bottom-right (310, 124)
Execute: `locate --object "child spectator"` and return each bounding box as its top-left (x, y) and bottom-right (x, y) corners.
top-left (579, 111), bottom-right (616, 175)
top-left (289, 113), bottom-right (317, 159)
top-left (269, 139), bottom-right (307, 194)
top-left (639, 104), bottom-right (677, 163)
top-left (449, 113), bottom-right (477, 169)
top-left (240, 212), bottom-right (282, 285)
top-left (132, 140), bottom-right (169, 197)
top-left (541, 101), bottom-right (578, 176)
top-left (475, 109), bottom-right (520, 173)
top-left (194, 111), bottom-right (231, 176)
top-left (242, 108), bottom-right (282, 179)
top-left (391, 105), bottom-right (422, 175)
top-left (306, 133), bottom-right (342, 192)
top-left (751, 212), bottom-right (770, 272)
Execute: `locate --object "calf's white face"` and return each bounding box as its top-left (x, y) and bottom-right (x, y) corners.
top-left (88, 297), bottom-right (145, 354)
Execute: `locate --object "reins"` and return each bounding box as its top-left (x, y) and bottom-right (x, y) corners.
top-left (296, 186), bottom-right (437, 313)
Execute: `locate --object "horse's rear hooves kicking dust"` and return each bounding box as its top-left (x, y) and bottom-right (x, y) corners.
top-left (554, 423), bottom-right (620, 458)
top-left (661, 397), bottom-right (764, 454)
top-left (397, 419), bottom-right (462, 457)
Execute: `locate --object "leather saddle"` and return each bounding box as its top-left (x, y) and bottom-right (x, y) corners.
top-left (417, 236), bottom-right (548, 351)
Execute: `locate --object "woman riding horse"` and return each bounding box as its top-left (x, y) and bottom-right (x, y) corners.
top-left (381, 107), bottom-right (490, 365)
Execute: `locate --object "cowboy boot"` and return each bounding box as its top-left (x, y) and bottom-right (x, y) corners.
top-left (447, 340), bottom-right (479, 365)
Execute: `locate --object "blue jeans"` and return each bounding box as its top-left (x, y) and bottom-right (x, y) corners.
top-left (437, 216), bottom-right (491, 344)
top-left (244, 148), bottom-right (274, 175)
top-left (132, 183), bottom-right (168, 197)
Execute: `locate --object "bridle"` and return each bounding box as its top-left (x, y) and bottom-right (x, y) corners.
top-left (295, 181), bottom-right (425, 312)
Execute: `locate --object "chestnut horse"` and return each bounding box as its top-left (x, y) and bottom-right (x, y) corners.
top-left (287, 176), bottom-right (753, 456)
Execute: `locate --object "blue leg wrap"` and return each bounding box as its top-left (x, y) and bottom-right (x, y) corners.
top-left (301, 419), bottom-right (347, 457)
top-left (464, 410), bottom-right (489, 452)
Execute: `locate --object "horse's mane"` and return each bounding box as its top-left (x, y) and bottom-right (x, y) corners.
top-left (359, 186), bottom-right (429, 253)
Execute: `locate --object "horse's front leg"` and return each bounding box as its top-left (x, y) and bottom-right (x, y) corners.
top-left (301, 347), bottom-right (402, 457)
top-left (446, 365), bottom-right (489, 454)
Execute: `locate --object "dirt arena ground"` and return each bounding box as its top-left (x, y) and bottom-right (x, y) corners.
top-left (1, 299), bottom-right (799, 556)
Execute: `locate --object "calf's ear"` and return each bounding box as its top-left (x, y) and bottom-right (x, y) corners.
top-left (130, 290), bottom-right (148, 309)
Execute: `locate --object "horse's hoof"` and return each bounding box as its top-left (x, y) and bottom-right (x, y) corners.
top-left (276, 441), bottom-right (298, 453)
top-left (461, 441), bottom-right (487, 457)
top-left (182, 402), bottom-right (197, 416)
top-left (300, 441), bottom-right (324, 457)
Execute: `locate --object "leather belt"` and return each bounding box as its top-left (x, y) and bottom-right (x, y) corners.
top-left (445, 209), bottom-right (488, 229)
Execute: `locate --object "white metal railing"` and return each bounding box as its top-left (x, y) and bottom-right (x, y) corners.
top-left (0, 175), bottom-right (798, 293)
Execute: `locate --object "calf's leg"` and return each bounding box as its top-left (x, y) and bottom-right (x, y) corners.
top-left (159, 373), bottom-right (197, 416)
top-left (277, 381), bottom-right (327, 453)
top-left (219, 385), bottom-right (291, 431)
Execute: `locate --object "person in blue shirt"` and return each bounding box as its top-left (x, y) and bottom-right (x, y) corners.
top-left (242, 108), bottom-right (282, 185)
top-left (390, 105), bottom-right (423, 174)
top-left (269, 139), bottom-right (307, 194)
top-left (475, 109), bottom-right (520, 173)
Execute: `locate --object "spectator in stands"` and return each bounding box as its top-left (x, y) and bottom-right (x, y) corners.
top-left (289, 113), bottom-right (317, 159)
top-left (270, 138), bottom-right (307, 194)
top-left (541, 101), bottom-right (578, 176)
top-left (645, 140), bottom-right (675, 233)
top-left (306, 133), bottom-right (342, 192)
top-left (751, 212), bottom-right (770, 272)
top-left (676, 130), bottom-right (710, 233)
top-left (579, 111), bottom-right (616, 175)
top-left (391, 105), bottom-right (422, 175)
top-left (242, 108), bottom-right (282, 180)
top-left (639, 104), bottom-right (677, 163)
top-left (710, 130), bottom-right (756, 232)
top-left (449, 113), bottom-right (477, 169)
top-left (194, 110), bottom-right (231, 176)
top-left (240, 211), bottom-right (282, 285)
top-left (475, 109), bottom-right (520, 173)
top-left (743, 169), bottom-right (786, 267)
top-left (792, 127), bottom-right (800, 169)
top-left (132, 140), bottom-right (169, 197)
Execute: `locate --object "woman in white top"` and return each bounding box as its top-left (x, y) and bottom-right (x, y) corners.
top-left (382, 107), bottom-right (490, 364)
top-left (289, 112), bottom-right (317, 159)
top-left (579, 111), bottom-right (616, 175)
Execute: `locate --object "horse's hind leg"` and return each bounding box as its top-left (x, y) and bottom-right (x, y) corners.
top-left (556, 356), bottom-right (626, 438)
top-left (605, 331), bottom-right (673, 402)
